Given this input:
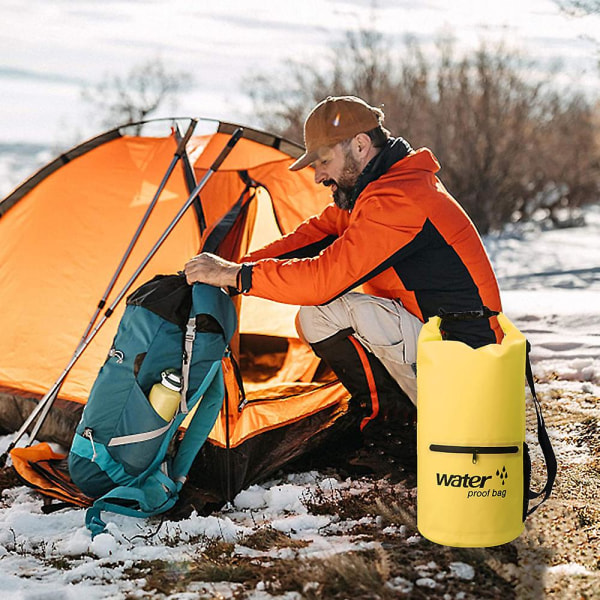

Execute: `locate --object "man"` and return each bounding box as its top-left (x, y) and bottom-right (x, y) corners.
top-left (184, 95), bottom-right (502, 433)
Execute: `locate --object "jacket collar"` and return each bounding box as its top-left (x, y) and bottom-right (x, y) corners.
top-left (350, 137), bottom-right (413, 206)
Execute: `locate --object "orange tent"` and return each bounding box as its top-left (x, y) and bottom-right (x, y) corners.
top-left (0, 118), bottom-right (351, 502)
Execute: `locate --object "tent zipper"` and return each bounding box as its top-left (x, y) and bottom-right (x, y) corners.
top-left (238, 381), bottom-right (338, 411)
top-left (430, 444), bottom-right (519, 464)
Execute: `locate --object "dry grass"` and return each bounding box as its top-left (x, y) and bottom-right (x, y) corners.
top-left (239, 525), bottom-right (309, 552)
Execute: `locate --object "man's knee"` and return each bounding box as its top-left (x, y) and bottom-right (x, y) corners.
top-left (296, 302), bottom-right (349, 344)
top-left (296, 305), bottom-right (316, 345)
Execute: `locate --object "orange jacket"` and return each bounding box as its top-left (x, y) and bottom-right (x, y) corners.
top-left (242, 147), bottom-right (502, 344)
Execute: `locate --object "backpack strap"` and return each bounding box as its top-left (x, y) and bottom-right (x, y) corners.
top-left (86, 469), bottom-right (178, 537)
top-left (171, 358), bottom-right (226, 483)
top-left (524, 341), bottom-right (557, 516)
top-left (179, 316), bottom-right (196, 414)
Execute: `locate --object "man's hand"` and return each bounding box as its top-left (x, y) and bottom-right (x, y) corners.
top-left (184, 253), bottom-right (241, 289)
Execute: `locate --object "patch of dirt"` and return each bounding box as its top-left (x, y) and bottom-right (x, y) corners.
top-left (518, 383), bottom-right (600, 599)
top-left (0, 465), bottom-right (21, 492)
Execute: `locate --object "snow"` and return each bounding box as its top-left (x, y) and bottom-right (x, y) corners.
top-left (416, 576), bottom-right (438, 588)
top-left (547, 563), bottom-right (593, 576)
top-left (385, 576), bottom-right (414, 593)
top-left (449, 562), bottom-right (476, 581)
top-left (498, 206), bottom-right (600, 386)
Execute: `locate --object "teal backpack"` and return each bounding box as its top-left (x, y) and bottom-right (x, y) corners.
top-left (68, 274), bottom-right (236, 537)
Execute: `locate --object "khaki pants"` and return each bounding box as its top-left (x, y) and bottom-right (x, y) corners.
top-left (297, 292), bottom-right (423, 404)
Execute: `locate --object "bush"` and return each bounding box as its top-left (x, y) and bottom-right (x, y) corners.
top-left (82, 58), bottom-right (193, 133)
top-left (246, 30), bottom-right (600, 234)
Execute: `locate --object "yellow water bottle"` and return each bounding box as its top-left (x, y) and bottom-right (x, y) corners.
top-left (149, 369), bottom-right (182, 421)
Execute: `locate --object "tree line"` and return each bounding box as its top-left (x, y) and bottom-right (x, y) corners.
top-left (247, 31), bottom-right (600, 234)
top-left (79, 19), bottom-right (599, 235)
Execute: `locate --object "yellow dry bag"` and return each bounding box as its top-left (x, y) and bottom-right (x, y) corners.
top-left (417, 312), bottom-right (556, 548)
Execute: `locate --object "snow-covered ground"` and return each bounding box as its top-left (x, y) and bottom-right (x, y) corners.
top-left (492, 207), bottom-right (600, 385)
top-left (0, 200), bottom-right (599, 597)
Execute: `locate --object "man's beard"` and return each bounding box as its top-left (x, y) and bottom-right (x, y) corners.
top-left (326, 149), bottom-right (362, 210)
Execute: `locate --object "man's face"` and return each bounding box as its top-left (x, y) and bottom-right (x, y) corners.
top-left (313, 142), bottom-right (362, 210)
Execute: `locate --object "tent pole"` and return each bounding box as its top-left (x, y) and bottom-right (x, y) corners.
top-left (77, 118), bottom-right (199, 348)
top-left (0, 127), bottom-right (243, 467)
top-left (24, 119), bottom-right (199, 445)
top-left (225, 371), bottom-right (232, 505)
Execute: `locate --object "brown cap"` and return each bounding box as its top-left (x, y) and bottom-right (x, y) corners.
top-left (289, 96), bottom-right (384, 171)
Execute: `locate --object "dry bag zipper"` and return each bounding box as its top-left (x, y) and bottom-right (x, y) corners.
top-left (430, 444), bottom-right (519, 464)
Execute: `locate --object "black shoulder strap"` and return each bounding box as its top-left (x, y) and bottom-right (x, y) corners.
top-left (525, 341), bottom-right (558, 516)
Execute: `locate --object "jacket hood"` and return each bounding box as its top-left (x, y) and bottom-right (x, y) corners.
top-left (396, 147), bottom-right (441, 174)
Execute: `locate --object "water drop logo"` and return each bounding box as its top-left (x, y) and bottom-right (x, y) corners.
top-left (496, 465), bottom-right (508, 485)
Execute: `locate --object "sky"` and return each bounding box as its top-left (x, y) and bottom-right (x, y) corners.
top-left (0, 204), bottom-right (598, 598)
top-left (1, 0), bottom-right (600, 148)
